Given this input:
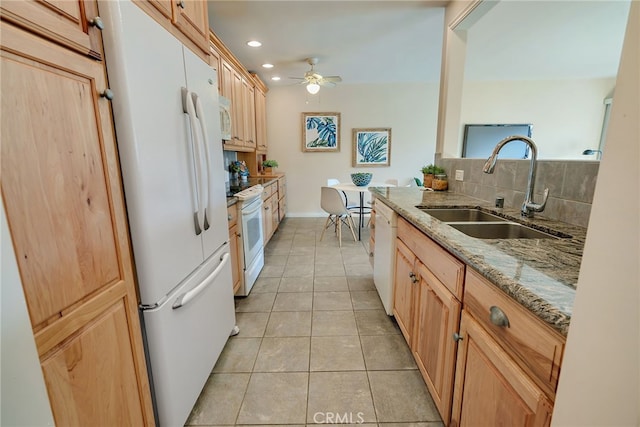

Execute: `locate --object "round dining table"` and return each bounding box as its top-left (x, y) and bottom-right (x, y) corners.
top-left (331, 182), bottom-right (395, 240)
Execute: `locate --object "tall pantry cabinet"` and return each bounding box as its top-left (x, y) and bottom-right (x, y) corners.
top-left (0, 1), bottom-right (154, 425)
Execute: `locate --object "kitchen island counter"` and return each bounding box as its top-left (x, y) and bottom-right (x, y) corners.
top-left (370, 187), bottom-right (585, 336)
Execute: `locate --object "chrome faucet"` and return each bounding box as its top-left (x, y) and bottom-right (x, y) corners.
top-left (483, 135), bottom-right (549, 218)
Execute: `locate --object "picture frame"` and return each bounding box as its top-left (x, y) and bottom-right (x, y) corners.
top-left (302, 112), bottom-right (341, 152)
top-left (352, 128), bottom-right (391, 167)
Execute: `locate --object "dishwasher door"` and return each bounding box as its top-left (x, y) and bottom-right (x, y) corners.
top-left (373, 201), bottom-right (397, 315)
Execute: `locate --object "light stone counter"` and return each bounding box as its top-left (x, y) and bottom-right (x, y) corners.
top-left (370, 187), bottom-right (585, 336)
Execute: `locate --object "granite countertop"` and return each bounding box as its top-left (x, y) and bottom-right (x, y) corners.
top-left (370, 187), bottom-right (585, 336)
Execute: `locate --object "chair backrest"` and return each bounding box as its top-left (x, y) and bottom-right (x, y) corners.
top-left (327, 178), bottom-right (340, 186)
top-left (385, 178), bottom-right (399, 186)
top-left (320, 187), bottom-right (349, 215)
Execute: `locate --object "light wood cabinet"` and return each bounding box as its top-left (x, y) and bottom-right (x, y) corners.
top-left (1, 0), bottom-right (103, 59)
top-left (393, 238), bottom-right (416, 344)
top-left (134, 0), bottom-right (209, 58)
top-left (209, 42), bottom-right (222, 92)
top-left (231, 65), bottom-right (246, 146)
top-left (277, 175), bottom-right (287, 221)
top-left (262, 182), bottom-right (276, 243)
top-left (412, 260), bottom-right (461, 425)
top-left (244, 81), bottom-right (257, 149)
top-left (450, 311), bottom-right (553, 427)
top-left (227, 205), bottom-right (243, 295)
top-left (255, 87), bottom-right (268, 152)
top-left (0, 20), bottom-right (153, 425)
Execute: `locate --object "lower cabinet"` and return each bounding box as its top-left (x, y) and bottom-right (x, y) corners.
top-left (393, 221), bottom-right (462, 425)
top-left (227, 205), bottom-right (243, 295)
top-left (450, 311), bottom-right (553, 427)
top-left (392, 215), bottom-right (564, 425)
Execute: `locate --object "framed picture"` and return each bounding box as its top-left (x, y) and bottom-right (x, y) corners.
top-left (302, 112), bottom-right (340, 152)
top-left (352, 128), bottom-right (391, 167)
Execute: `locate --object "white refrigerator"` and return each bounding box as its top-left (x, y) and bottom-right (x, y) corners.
top-left (99, 1), bottom-right (236, 425)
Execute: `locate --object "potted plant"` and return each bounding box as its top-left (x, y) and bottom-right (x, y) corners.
top-left (262, 159), bottom-right (279, 175)
top-left (420, 164), bottom-right (443, 188)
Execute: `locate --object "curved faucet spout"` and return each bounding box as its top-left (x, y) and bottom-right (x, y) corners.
top-left (483, 135), bottom-right (549, 218)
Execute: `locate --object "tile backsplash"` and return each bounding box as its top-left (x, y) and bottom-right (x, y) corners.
top-left (438, 157), bottom-right (599, 227)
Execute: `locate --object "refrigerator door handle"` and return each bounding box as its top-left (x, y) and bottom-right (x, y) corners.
top-left (182, 87), bottom-right (205, 235)
top-left (172, 252), bottom-right (230, 309)
top-left (192, 92), bottom-right (212, 231)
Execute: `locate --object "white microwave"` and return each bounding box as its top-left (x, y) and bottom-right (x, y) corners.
top-left (219, 95), bottom-right (231, 141)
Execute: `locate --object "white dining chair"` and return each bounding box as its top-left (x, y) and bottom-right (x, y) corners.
top-left (327, 178), bottom-right (359, 210)
top-left (319, 186), bottom-right (357, 247)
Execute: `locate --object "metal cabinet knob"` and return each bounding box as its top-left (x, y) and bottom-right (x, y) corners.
top-left (177, 0), bottom-right (185, 8)
top-left (89, 16), bottom-right (104, 30)
top-left (100, 89), bottom-right (114, 100)
top-left (453, 332), bottom-right (464, 342)
top-left (409, 272), bottom-right (418, 284)
top-left (489, 306), bottom-right (510, 328)
top-left (228, 214), bottom-right (232, 221)
top-left (237, 233), bottom-right (241, 237)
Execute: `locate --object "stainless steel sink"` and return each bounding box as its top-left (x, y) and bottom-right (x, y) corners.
top-left (448, 222), bottom-right (558, 239)
top-left (419, 208), bottom-right (507, 223)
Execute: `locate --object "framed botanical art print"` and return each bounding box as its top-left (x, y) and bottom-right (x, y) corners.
top-left (302, 112), bottom-right (340, 152)
top-left (352, 128), bottom-right (391, 167)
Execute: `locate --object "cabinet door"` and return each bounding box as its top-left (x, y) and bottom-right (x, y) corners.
top-left (271, 195), bottom-right (279, 232)
top-left (1, 22), bottom-right (153, 424)
top-left (450, 312), bottom-right (553, 427)
top-left (263, 195), bottom-right (274, 244)
top-left (40, 284), bottom-right (152, 425)
top-left (413, 261), bottom-right (461, 425)
top-left (255, 88), bottom-right (267, 151)
top-left (228, 223), bottom-right (241, 294)
top-left (145, 0), bottom-right (173, 18)
top-left (172, 0), bottom-right (209, 53)
top-left (393, 238), bottom-right (416, 344)
top-left (1, 0), bottom-right (103, 59)
top-left (243, 81), bottom-right (256, 148)
top-left (231, 68), bottom-right (245, 145)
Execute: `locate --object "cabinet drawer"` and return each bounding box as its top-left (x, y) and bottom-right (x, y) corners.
top-left (398, 217), bottom-right (464, 299)
top-left (464, 269), bottom-right (565, 397)
top-left (227, 205), bottom-right (238, 228)
top-left (277, 177), bottom-right (286, 198)
top-left (262, 183), bottom-right (274, 200)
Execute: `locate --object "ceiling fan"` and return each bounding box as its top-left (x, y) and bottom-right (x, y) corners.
top-left (290, 57), bottom-right (342, 94)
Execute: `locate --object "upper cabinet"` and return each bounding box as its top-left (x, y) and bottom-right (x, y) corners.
top-left (255, 80), bottom-right (268, 152)
top-left (0, 0), bottom-right (104, 60)
top-left (133, 0), bottom-right (209, 60)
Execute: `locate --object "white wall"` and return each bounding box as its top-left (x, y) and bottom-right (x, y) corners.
top-left (552, 2), bottom-right (639, 425)
top-left (265, 83), bottom-right (440, 216)
top-left (459, 78), bottom-right (615, 159)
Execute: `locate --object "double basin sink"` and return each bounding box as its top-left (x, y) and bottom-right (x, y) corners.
top-left (418, 207), bottom-right (569, 240)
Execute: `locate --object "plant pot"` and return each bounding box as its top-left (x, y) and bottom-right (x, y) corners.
top-left (423, 173), bottom-right (434, 188)
top-left (263, 167), bottom-right (273, 175)
top-left (432, 175), bottom-right (448, 191)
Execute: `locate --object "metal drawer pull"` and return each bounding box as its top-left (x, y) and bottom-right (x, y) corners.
top-left (453, 332), bottom-right (464, 342)
top-left (101, 89), bottom-right (114, 100)
top-left (489, 306), bottom-right (510, 328)
top-left (177, 0), bottom-right (186, 9)
top-left (409, 272), bottom-right (418, 283)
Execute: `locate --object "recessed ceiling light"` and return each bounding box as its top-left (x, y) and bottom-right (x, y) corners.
top-left (246, 40), bottom-right (262, 47)
top-left (262, 63), bottom-right (274, 69)
top-left (271, 76), bottom-right (281, 81)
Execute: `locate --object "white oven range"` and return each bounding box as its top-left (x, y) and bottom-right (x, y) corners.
top-left (234, 185), bottom-right (265, 296)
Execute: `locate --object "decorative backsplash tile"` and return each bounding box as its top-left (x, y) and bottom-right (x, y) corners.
top-left (438, 157), bottom-right (599, 227)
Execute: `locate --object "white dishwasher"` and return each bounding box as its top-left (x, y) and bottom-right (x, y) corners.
top-left (373, 200), bottom-right (397, 315)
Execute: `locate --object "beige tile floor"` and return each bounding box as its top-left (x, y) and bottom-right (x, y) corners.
top-left (187, 217), bottom-right (444, 427)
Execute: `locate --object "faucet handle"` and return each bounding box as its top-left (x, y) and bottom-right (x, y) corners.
top-left (528, 188), bottom-right (549, 213)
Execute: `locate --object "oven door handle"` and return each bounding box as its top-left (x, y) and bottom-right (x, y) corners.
top-left (173, 253), bottom-right (230, 309)
top-left (242, 199), bottom-right (263, 216)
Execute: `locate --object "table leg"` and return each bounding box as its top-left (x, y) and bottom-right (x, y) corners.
top-left (358, 193), bottom-right (364, 240)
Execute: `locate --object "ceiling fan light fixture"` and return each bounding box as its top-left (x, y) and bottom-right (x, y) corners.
top-left (306, 83), bottom-right (320, 94)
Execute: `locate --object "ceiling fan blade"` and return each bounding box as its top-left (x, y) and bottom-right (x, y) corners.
top-left (322, 76), bottom-right (342, 83)
top-left (318, 80), bottom-right (336, 87)
top-left (288, 77), bottom-right (305, 80)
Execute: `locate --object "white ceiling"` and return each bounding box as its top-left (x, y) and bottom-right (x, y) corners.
top-left (206, 1), bottom-right (630, 89)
